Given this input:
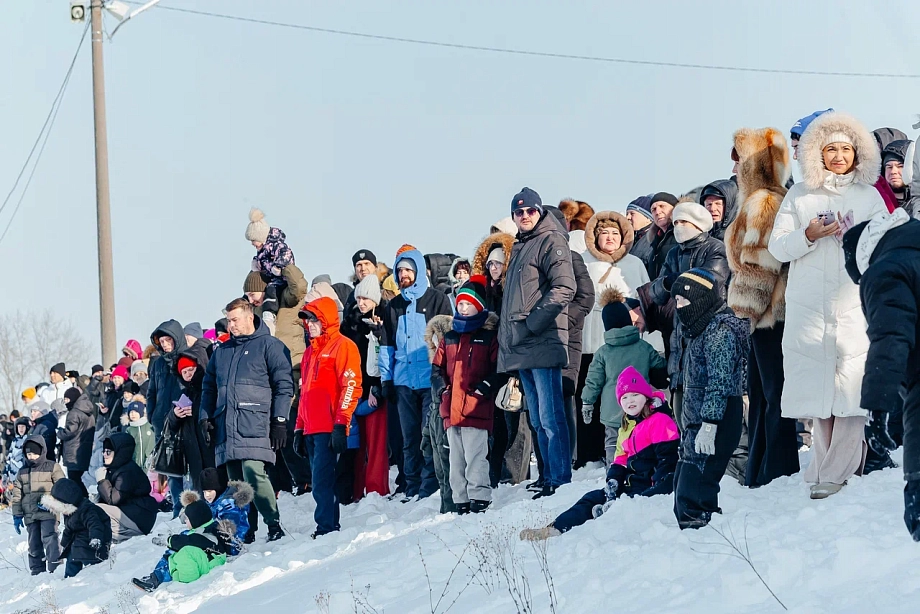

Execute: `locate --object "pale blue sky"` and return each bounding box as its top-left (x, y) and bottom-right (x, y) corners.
top-left (2, 0), bottom-right (919, 363)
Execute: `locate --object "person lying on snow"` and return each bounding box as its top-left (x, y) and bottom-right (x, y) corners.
top-left (132, 499), bottom-right (234, 592)
top-left (520, 367), bottom-right (678, 540)
top-left (41, 478), bottom-right (112, 578)
top-left (181, 467), bottom-right (253, 556)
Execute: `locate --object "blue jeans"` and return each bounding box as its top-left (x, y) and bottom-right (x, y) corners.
top-left (519, 368), bottom-right (571, 488)
top-left (395, 386), bottom-right (438, 498)
top-left (307, 433), bottom-right (340, 536)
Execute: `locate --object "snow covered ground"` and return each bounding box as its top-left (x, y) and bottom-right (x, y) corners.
top-left (2, 449), bottom-right (919, 614)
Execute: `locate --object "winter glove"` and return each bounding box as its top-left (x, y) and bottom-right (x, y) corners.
top-left (694, 423), bottom-right (718, 456)
top-left (581, 404), bottom-right (595, 424)
top-left (663, 272), bottom-right (678, 291)
top-left (331, 424), bottom-right (348, 455)
top-left (292, 430), bottom-right (307, 458)
top-left (151, 535), bottom-right (168, 548)
top-left (269, 418), bottom-right (288, 451)
top-left (199, 419), bottom-right (214, 447)
top-left (603, 478), bottom-right (619, 502)
top-left (866, 410), bottom-right (897, 456)
top-left (95, 467), bottom-right (108, 483)
top-left (13, 516), bottom-right (23, 535)
top-left (89, 538), bottom-right (101, 550)
top-left (471, 381), bottom-right (492, 398)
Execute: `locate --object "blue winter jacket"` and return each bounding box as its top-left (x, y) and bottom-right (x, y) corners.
top-left (207, 481), bottom-right (252, 556)
top-left (379, 249), bottom-right (453, 390)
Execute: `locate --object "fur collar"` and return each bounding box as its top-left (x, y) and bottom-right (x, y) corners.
top-left (182, 480), bottom-right (254, 509)
top-left (425, 315), bottom-right (454, 358)
top-left (583, 211), bottom-right (634, 263)
top-left (41, 494), bottom-right (77, 516)
top-left (471, 232), bottom-right (515, 277)
top-left (798, 112), bottom-right (880, 189)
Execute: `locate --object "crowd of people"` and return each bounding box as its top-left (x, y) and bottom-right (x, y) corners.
top-left (0, 107), bottom-right (919, 591)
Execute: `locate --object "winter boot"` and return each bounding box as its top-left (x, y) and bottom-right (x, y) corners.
top-left (904, 480), bottom-right (920, 541)
top-left (456, 502), bottom-right (471, 515)
top-left (526, 477), bottom-right (545, 492)
top-left (470, 500), bottom-right (491, 514)
top-left (810, 482), bottom-right (844, 500)
top-left (243, 528), bottom-right (257, 544)
top-left (519, 526), bottom-right (562, 541)
top-left (532, 485), bottom-right (556, 500)
top-left (266, 523), bottom-right (285, 542)
top-left (132, 574), bottom-right (162, 593)
top-left (293, 483), bottom-right (312, 497)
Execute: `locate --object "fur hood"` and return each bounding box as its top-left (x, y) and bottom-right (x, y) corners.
top-left (558, 199), bottom-right (595, 232)
top-left (424, 312), bottom-right (499, 359)
top-left (583, 211), bottom-right (635, 263)
top-left (180, 480), bottom-right (254, 509)
top-left (798, 112), bottom-right (880, 189)
top-left (471, 232), bottom-right (515, 277)
top-left (733, 127), bottom-right (791, 201)
top-left (41, 494), bottom-right (77, 516)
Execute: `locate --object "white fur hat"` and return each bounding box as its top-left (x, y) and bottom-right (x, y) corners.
top-left (354, 274), bottom-right (382, 305)
top-left (672, 202), bottom-right (714, 233)
top-left (245, 208), bottom-right (270, 243)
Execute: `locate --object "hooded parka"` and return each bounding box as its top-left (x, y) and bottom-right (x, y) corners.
top-left (147, 320), bottom-right (189, 436)
top-left (58, 393), bottom-right (95, 471)
top-left (700, 179), bottom-right (740, 242)
top-left (97, 432), bottom-right (158, 534)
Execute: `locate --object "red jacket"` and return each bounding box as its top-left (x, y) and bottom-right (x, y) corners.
top-left (297, 297), bottom-right (362, 435)
top-left (432, 313), bottom-right (499, 432)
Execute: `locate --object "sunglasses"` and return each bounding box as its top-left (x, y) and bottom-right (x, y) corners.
top-left (513, 207), bottom-right (540, 219)
top-left (103, 449), bottom-right (114, 455)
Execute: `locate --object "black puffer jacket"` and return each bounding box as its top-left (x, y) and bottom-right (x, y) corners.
top-left (43, 478), bottom-right (111, 564)
top-left (425, 253), bottom-right (459, 295)
top-left (563, 250), bottom-right (594, 392)
top-left (169, 342), bottom-right (214, 484)
top-left (147, 320), bottom-right (189, 438)
top-left (498, 212), bottom-right (576, 373)
top-left (630, 224), bottom-right (655, 266)
top-left (58, 393), bottom-right (95, 471)
top-left (97, 432), bottom-right (158, 534)
top-left (645, 225), bottom-right (679, 280)
top-left (700, 179), bottom-right (740, 241)
top-left (201, 317), bottom-right (294, 466)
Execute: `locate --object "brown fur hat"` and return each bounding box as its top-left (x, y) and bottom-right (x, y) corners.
top-left (558, 199), bottom-right (595, 232)
top-left (583, 211), bottom-right (634, 264)
top-left (598, 287), bottom-right (625, 308)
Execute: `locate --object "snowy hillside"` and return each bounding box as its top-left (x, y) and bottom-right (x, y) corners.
top-left (2, 449), bottom-right (919, 614)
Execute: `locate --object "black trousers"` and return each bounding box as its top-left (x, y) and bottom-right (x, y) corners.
top-left (904, 383), bottom-right (920, 480)
top-left (574, 353), bottom-right (606, 468)
top-left (674, 398), bottom-right (743, 529)
top-left (488, 405), bottom-right (509, 488)
top-left (745, 323), bottom-right (800, 487)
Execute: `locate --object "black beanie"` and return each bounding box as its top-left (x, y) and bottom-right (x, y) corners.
top-left (24, 440), bottom-right (43, 456)
top-left (50, 362), bottom-right (66, 378)
top-left (650, 192), bottom-right (679, 207)
top-left (352, 249), bottom-right (377, 267)
top-left (599, 287), bottom-right (634, 331)
top-left (64, 387), bottom-right (81, 410)
top-left (184, 499), bottom-right (213, 530)
top-left (671, 268), bottom-right (723, 337)
top-left (199, 467), bottom-right (227, 493)
top-left (50, 478), bottom-right (85, 507)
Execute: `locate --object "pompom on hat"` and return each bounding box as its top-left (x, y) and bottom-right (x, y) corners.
top-left (245, 208), bottom-right (270, 243)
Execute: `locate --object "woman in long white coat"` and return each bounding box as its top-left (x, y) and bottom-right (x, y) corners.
top-left (768, 111), bottom-right (887, 499)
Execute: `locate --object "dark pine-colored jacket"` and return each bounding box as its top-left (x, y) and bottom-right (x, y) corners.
top-left (97, 432), bottom-right (158, 534)
top-left (147, 320), bottom-right (189, 438)
top-left (201, 317), bottom-right (294, 466)
top-left (432, 313), bottom-right (500, 432)
top-left (498, 212), bottom-right (576, 373)
top-left (858, 220), bottom-right (920, 414)
top-left (58, 393), bottom-right (95, 471)
top-left (169, 341), bottom-right (214, 482)
top-left (563, 251), bottom-right (595, 394)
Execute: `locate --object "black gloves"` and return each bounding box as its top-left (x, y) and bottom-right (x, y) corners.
top-left (199, 419), bottom-right (213, 447)
top-left (293, 430), bottom-right (307, 458)
top-left (663, 272), bottom-right (678, 291)
top-left (270, 418), bottom-right (288, 451)
top-left (331, 424), bottom-right (348, 454)
top-left (865, 410), bottom-right (897, 456)
top-left (471, 381), bottom-right (492, 398)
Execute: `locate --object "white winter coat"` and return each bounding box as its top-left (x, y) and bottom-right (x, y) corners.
top-left (768, 112), bottom-right (886, 420)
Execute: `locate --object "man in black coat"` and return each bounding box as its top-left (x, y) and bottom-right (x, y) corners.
top-left (201, 298), bottom-right (294, 542)
top-left (146, 320), bottom-right (188, 439)
top-left (56, 388), bottom-right (94, 497)
top-left (699, 179), bottom-right (740, 242)
top-left (843, 211), bottom-right (920, 541)
top-left (639, 192), bottom-right (680, 280)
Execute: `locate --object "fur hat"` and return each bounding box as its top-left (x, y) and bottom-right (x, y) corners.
top-left (21, 387), bottom-right (36, 401)
top-left (352, 249), bottom-right (377, 267)
top-left (616, 366), bottom-right (666, 406)
top-left (672, 202), bottom-right (714, 233)
top-left (112, 365), bottom-right (129, 381)
top-left (184, 499), bottom-right (213, 530)
top-left (130, 360), bottom-right (148, 378)
top-left (456, 275), bottom-right (488, 312)
top-left (245, 208), bottom-right (270, 243)
top-left (599, 288), bottom-right (633, 331)
top-left (558, 199), bottom-right (595, 232)
top-left (354, 274), bottom-right (382, 305)
top-left (183, 322), bottom-right (203, 340)
top-left (511, 187), bottom-right (543, 214)
top-left (243, 271), bottom-right (268, 293)
top-left (50, 362), bottom-right (66, 378)
top-left (122, 339), bottom-right (142, 361)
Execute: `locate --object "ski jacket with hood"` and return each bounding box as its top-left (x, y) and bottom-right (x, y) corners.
top-left (380, 248), bottom-right (453, 390)
top-left (147, 320), bottom-right (188, 437)
top-left (297, 297), bottom-right (363, 435)
top-left (725, 127), bottom-right (791, 331)
top-left (42, 478), bottom-right (112, 564)
top-left (769, 112), bottom-right (887, 420)
top-left (700, 179), bottom-right (740, 242)
top-left (201, 317), bottom-right (294, 466)
top-left (498, 212), bottom-right (576, 373)
top-left (9, 436), bottom-right (64, 524)
top-left (97, 432), bottom-right (158, 534)
top-left (58, 393), bottom-right (95, 471)
top-left (581, 210), bottom-right (649, 354)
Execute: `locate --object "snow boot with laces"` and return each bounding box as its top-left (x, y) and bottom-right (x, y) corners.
top-left (266, 523), bottom-right (285, 542)
top-left (470, 500), bottom-right (491, 514)
top-left (132, 574), bottom-right (162, 593)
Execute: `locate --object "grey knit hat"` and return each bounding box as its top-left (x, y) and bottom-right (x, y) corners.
top-left (354, 274), bottom-right (382, 305)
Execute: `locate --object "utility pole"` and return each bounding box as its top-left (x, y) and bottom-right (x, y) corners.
top-left (90, 0), bottom-right (117, 367)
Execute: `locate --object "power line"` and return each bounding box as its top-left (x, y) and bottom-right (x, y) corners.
top-left (0, 21), bottom-right (90, 244)
top-left (130, 2), bottom-right (920, 79)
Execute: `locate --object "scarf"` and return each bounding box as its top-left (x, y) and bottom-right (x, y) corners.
top-left (452, 310), bottom-right (490, 334)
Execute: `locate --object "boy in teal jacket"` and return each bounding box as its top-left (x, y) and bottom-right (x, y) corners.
top-left (581, 289), bottom-right (668, 462)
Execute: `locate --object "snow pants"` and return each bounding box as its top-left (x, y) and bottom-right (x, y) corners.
top-left (674, 398), bottom-right (743, 530)
top-left (422, 405), bottom-right (455, 513)
top-left (746, 323), bottom-right (800, 487)
top-left (447, 426), bottom-right (491, 504)
top-left (552, 488), bottom-right (606, 534)
top-left (26, 518), bottom-right (60, 574)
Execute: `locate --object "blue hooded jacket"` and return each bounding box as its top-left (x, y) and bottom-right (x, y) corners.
top-left (379, 249), bottom-right (453, 390)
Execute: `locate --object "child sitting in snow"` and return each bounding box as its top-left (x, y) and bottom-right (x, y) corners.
top-left (520, 367), bottom-right (679, 540)
top-left (132, 499), bottom-right (234, 592)
top-left (245, 207), bottom-right (295, 328)
top-left (42, 477), bottom-right (112, 577)
top-left (181, 468), bottom-right (252, 556)
top-left (2, 416), bottom-right (32, 490)
top-left (121, 400), bottom-right (155, 470)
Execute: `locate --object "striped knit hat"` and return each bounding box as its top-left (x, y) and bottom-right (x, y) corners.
top-left (456, 275), bottom-right (488, 312)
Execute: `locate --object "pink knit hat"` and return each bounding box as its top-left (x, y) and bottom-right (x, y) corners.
top-left (616, 366), bottom-right (666, 406)
top-left (112, 365), bottom-right (130, 381)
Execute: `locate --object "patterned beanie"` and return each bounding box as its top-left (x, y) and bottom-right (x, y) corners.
top-left (456, 275), bottom-right (488, 312)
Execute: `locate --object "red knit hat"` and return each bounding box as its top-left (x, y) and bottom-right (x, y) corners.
top-left (616, 366), bottom-right (666, 406)
top-left (178, 356), bottom-right (197, 372)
